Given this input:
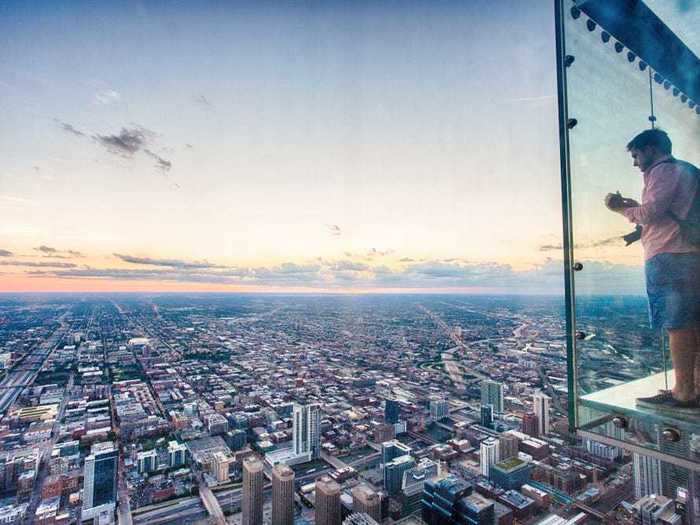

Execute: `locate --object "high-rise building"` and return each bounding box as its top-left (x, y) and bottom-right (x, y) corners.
top-left (293, 403), bottom-right (321, 461)
top-left (480, 381), bottom-right (504, 415)
top-left (521, 412), bottom-right (539, 437)
top-left (634, 453), bottom-right (663, 499)
top-left (532, 392), bottom-right (550, 436)
top-left (373, 424), bottom-right (395, 444)
top-left (168, 441), bottom-right (188, 468)
top-left (422, 476), bottom-right (473, 525)
top-left (242, 457), bottom-right (264, 525)
top-left (384, 455), bottom-right (416, 496)
top-left (272, 464), bottom-right (295, 525)
top-left (315, 475), bottom-right (341, 525)
top-left (400, 458), bottom-right (440, 515)
top-left (384, 399), bottom-right (400, 425)
top-left (498, 433), bottom-right (520, 461)
top-left (136, 449), bottom-right (158, 474)
top-left (82, 442), bottom-right (118, 523)
top-left (480, 438), bottom-right (500, 478)
top-left (352, 484), bottom-right (381, 523)
top-left (480, 405), bottom-right (493, 429)
top-left (213, 451), bottom-right (233, 483)
top-left (429, 398), bottom-right (449, 421)
top-left (381, 440), bottom-right (411, 466)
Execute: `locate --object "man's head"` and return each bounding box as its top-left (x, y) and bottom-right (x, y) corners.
top-left (626, 129), bottom-right (672, 172)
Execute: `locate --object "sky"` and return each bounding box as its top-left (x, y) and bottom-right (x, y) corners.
top-left (2, 0), bottom-right (686, 294)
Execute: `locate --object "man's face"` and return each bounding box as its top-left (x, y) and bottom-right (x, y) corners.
top-left (629, 147), bottom-right (656, 172)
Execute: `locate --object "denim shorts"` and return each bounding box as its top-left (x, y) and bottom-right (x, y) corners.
top-left (645, 252), bottom-right (700, 330)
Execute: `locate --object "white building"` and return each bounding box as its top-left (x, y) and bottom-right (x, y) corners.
top-left (480, 438), bottom-right (500, 477)
top-left (532, 392), bottom-right (551, 436)
top-left (293, 403), bottom-right (321, 460)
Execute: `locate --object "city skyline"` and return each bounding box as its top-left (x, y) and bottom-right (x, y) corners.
top-left (0, 1), bottom-right (650, 294)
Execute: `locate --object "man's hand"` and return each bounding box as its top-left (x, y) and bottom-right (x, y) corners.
top-left (605, 192), bottom-right (639, 213)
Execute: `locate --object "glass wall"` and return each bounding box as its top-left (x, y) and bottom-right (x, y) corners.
top-left (559, 0), bottom-right (700, 467)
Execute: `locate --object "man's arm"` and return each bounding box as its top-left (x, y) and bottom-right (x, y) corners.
top-left (622, 164), bottom-right (680, 224)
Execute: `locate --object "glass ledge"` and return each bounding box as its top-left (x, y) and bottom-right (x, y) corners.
top-left (580, 371), bottom-right (700, 427)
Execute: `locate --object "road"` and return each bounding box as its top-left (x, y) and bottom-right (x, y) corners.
top-left (193, 471), bottom-right (226, 525)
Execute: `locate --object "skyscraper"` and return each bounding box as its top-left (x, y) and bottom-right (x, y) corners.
top-left (498, 433), bottom-right (520, 461)
top-left (242, 457), bottom-right (264, 525)
top-left (480, 438), bottom-right (500, 477)
top-left (429, 398), bottom-right (449, 421)
top-left (532, 392), bottom-right (550, 436)
top-left (272, 464), bottom-right (295, 525)
top-left (82, 442), bottom-right (118, 523)
top-left (293, 403), bottom-right (321, 460)
top-left (381, 440), bottom-right (412, 465)
top-left (384, 399), bottom-right (400, 425)
top-left (352, 484), bottom-right (382, 523)
top-left (352, 484), bottom-right (382, 522)
top-left (384, 455), bottom-right (416, 496)
top-left (480, 405), bottom-right (493, 429)
top-left (521, 412), bottom-right (539, 437)
top-left (480, 380), bottom-right (504, 415)
top-left (633, 453), bottom-right (663, 499)
top-left (315, 475), bottom-right (341, 525)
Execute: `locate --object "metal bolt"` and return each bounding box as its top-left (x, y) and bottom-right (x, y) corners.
top-left (662, 428), bottom-right (681, 442)
top-left (612, 416), bottom-right (627, 429)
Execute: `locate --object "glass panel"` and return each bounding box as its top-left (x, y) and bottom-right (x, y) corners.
top-left (563, 0), bottom-right (700, 464)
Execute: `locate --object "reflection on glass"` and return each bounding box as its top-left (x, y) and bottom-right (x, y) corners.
top-left (562, 0), bottom-right (700, 446)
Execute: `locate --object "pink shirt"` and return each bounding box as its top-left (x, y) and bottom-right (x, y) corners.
top-left (623, 155), bottom-right (699, 260)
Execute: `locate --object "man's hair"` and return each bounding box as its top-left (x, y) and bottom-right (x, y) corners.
top-left (626, 128), bottom-right (672, 154)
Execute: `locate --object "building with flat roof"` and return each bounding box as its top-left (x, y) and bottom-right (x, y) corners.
top-left (272, 464), bottom-right (295, 525)
top-left (316, 476), bottom-right (341, 525)
top-left (490, 458), bottom-right (533, 490)
top-left (242, 457), bottom-right (264, 525)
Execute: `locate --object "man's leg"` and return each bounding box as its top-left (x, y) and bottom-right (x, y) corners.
top-left (668, 327), bottom-right (696, 402)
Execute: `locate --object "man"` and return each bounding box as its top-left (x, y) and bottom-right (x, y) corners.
top-left (605, 128), bottom-right (700, 411)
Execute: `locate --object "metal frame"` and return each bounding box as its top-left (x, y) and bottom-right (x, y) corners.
top-left (554, 0), bottom-right (579, 435)
top-left (578, 429), bottom-right (700, 473)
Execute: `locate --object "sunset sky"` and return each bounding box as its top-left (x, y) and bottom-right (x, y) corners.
top-left (2, 0), bottom-right (680, 294)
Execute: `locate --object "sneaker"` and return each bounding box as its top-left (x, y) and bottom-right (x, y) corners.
top-left (636, 390), bottom-right (700, 413)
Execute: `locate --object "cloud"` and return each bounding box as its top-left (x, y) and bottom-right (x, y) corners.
top-left (54, 119), bottom-right (86, 137)
top-left (95, 127), bottom-right (147, 156)
top-left (94, 127), bottom-right (172, 173)
top-left (144, 149), bottom-right (172, 172)
top-left (0, 249), bottom-right (13, 257)
top-left (0, 260), bottom-right (77, 268)
top-left (94, 89), bottom-right (121, 105)
top-left (366, 248), bottom-right (394, 258)
top-left (34, 245), bottom-right (84, 258)
top-left (26, 250), bottom-right (646, 295)
top-left (331, 260), bottom-right (369, 271)
top-left (326, 224), bottom-right (342, 237)
top-left (114, 253), bottom-right (228, 269)
top-left (399, 257), bottom-right (415, 263)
